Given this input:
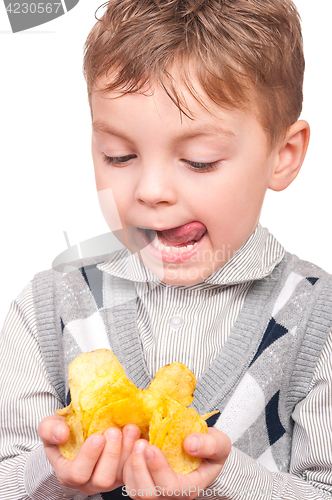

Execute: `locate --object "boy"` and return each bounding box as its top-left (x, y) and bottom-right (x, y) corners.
top-left (1, 0), bottom-right (332, 499)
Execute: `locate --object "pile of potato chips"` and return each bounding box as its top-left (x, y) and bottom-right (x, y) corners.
top-left (55, 349), bottom-right (216, 474)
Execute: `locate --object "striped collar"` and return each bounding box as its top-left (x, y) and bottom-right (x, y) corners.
top-left (97, 223), bottom-right (284, 288)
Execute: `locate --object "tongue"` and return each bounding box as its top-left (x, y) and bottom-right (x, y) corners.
top-left (158, 222), bottom-right (206, 246)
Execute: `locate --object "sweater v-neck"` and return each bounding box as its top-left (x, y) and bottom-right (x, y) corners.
top-left (103, 254), bottom-right (289, 412)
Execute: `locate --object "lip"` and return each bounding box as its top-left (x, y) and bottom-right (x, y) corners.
top-left (138, 227), bottom-right (206, 263)
top-left (137, 224), bottom-right (183, 232)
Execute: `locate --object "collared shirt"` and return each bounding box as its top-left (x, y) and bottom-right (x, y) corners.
top-left (1, 223), bottom-right (332, 500)
top-left (98, 223), bottom-right (285, 378)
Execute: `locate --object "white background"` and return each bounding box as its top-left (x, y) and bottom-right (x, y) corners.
top-left (0, 0), bottom-right (331, 326)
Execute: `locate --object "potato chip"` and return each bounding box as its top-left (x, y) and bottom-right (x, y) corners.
top-left (80, 375), bottom-right (138, 436)
top-left (149, 407), bottom-right (165, 444)
top-left (149, 396), bottom-right (185, 443)
top-left (111, 390), bottom-right (162, 435)
top-left (68, 349), bottom-right (127, 421)
top-left (87, 390), bottom-right (163, 437)
top-left (201, 410), bottom-right (219, 421)
top-left (150, 408), bottom-right (184, 449)
top-left (162, 397), bottom-right (185, 417)
top-left (59, 409), bottom-right (84, 460)
top-left (56, 349), bottom-right (210, 474)
top-left (55, 402), bottom-right (72, 416)
top-left (87, 401), bottom-right (120, 437)
top-left (153, 407), bottom-right (207, 474)
top-left (146, 362), bottom-right (197, 407)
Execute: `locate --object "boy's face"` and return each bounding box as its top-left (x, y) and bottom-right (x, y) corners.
top-left (91, 79), bottom-right (279, 285)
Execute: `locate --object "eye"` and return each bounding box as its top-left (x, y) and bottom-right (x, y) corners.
top-left (184, 160), bottom-right (221, 172)
top-left (103, 154), bottom-right (136, 166)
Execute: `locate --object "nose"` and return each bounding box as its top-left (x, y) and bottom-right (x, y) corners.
top-left (135, 162), bottom-right (178, 207)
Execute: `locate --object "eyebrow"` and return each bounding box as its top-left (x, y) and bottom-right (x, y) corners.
top-left (92, 120), bottom-right (132, 142)
top-left (92, 120), bottom-right (236, 141)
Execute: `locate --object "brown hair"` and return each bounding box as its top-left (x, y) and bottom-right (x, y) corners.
top-left (83, 0), bottom-right (305, 147)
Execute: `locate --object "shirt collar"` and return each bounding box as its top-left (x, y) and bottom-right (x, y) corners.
top-left (97, 223), bottom-right (284, 288)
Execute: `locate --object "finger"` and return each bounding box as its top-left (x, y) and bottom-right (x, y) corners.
top-left (38, 416), bottom-right (75, 486)
top-left (124, 440), bottom-right (155, 498)
top-left (38, 415), bottom-right (70, 447)
top-left (183, 428), bottom-right (231, 465)
top-left (89, 427), bottom-right (123, 490)
top-left (118, 424), bottom-right (141, 479)
top-left (42, 438), bottom-right (71, 476)
top-left (143, 444), bottom-right (178, 489)
top-left (60, 434), bottom-right (106, 487)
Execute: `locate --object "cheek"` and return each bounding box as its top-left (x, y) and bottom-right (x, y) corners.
top-left (93, 155), bottom-right (122, 193)
top-left (196, 170), bottom-right (266, 230)
top-left (96, 170), bottom-right (137, 227)
top-left (92, 145), bottom-right (106, 191)
top-left (92, 141), bottom-right (119, 192)
top-left (94, 168), bottom-right (107, 191)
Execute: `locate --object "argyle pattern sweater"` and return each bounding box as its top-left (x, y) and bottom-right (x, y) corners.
top-left (32, 251), bottom-right (332, 500)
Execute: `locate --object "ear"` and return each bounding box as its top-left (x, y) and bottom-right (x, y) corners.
top-left (268, 120), bottom-right (310, 192)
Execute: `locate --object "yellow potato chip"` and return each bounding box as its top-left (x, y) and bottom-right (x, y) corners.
top-left (56, 349), bottom-right (208, 474)
top-left (150, 412), bottom-right (179, 449)
top-left (201, 410), bottom-right (219, 420)
top-left (80, 375), bottom-right (138, 436)
top-left (68, 349), bottom-right (127, 421)
top-left (59, 409), bottom-right (84, 460)
top-left (111, 390), bottom-right (162, 435)
top-left (55, 402), bottom-right (72, 416)
top-left (88, 392), bottom-right (161, 438)
top-left (149, 407), bottom-right (165, 444)
top-left (149, 397), bottom-right (185, 443)
top-left (146, 362), bottom-right (197, 407)
top-left (87, 401), bottom-right (120, 437)
top-left (162, 397), bottom-right (185, 417)
top-left (153, 407), bottom-right (207, 474)
top-left (140, 390), bottom-right (163, 415)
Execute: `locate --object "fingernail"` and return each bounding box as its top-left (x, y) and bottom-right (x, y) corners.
top-left (53, 424), bottom-right (62, 442)
top-left (127, 428), bottom-right (138, 440)
top-left (92, 435), bottom-right (105, 448)
top-left (145, 448), bottom-right (154, 461)
top-left (189, 435), bottom-right (201, 453)
top-left (134, 440), bottom-right (146, 453)
top-left (105, 428), bottom-right (121, 442)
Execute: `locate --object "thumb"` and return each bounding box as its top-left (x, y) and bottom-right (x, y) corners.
top-left (38, 415), bottom-right (70, 447)
top-left (183, 427), bottom-right (231, 465)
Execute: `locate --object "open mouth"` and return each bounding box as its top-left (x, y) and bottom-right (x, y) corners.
top-left (139, 221), bottom-right (207, 260)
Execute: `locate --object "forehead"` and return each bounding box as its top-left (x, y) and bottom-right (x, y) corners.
top-left (92, 97), bottom-right (233, 142)
top-left (91, 69), bottom-right (233, 124)
top-left (91, 93), bottom-right (271, 158)
top-left (90, 71), bottom-right (270, 152)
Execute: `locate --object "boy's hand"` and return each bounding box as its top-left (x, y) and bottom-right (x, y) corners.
top-left (123, 427), bottom-right (231, 499)
top-left (38, 415), bottom-right (140, 496)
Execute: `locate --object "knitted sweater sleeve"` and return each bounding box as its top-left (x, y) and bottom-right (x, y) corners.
top-left (0, 282), bottom-right (78, 500)
top-left (202, 333), bottom-right (332, 500)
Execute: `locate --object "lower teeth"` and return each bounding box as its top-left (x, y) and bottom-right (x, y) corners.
top-left (150, 233), bottom-right (196, 253)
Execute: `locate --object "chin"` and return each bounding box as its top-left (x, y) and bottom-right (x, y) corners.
top-left (138, 238), bottom-right (221, 285)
